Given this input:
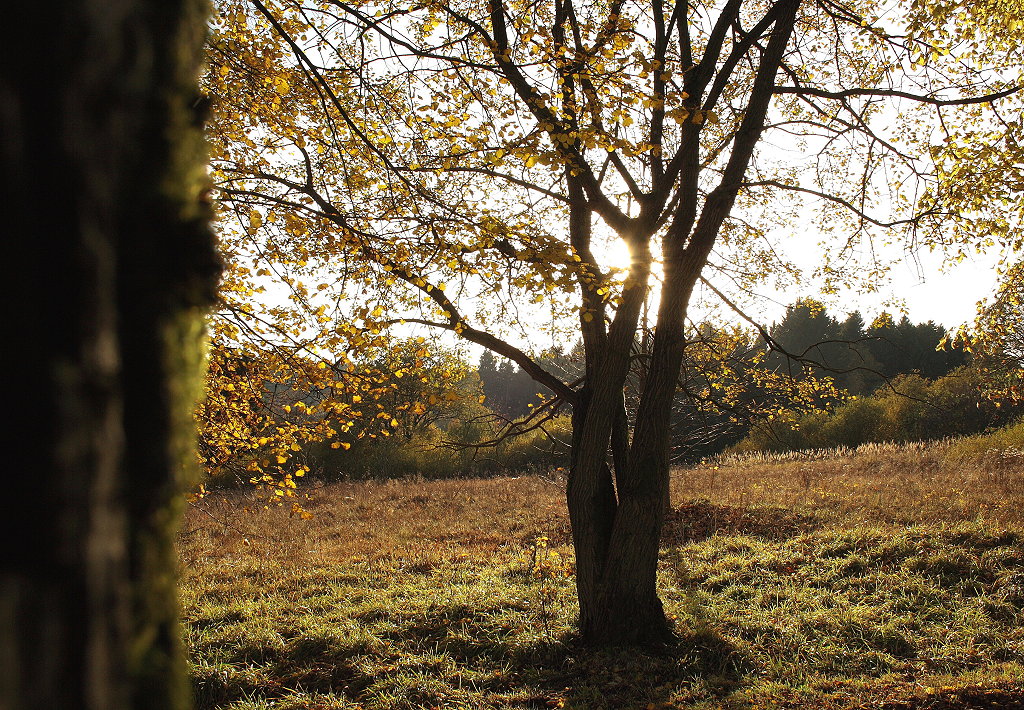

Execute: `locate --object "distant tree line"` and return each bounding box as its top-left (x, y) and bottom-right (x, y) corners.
top-left (765, 298), bottom-right (968, 395)
top-left (473, 298), bottom-right (980, 462)
top-left (203, 298), bottom-right (1009, 484)
top-left (733, 367), bottom-right (1023, 453)
top-left (478, 347), bottom-right (582, 418)
top-left (729, 298), bottom-right (1024, 453)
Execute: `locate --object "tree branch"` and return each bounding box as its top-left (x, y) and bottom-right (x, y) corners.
top-left (773, 84), bottom-right (1023, 106)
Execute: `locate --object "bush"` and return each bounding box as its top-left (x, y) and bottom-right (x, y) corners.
top-left (815, 396), bottom-right (888, 448)
top-left (307, 415), bottom-right (571, 480)
top-left (729, 367), bottom-right (1024, 455)
top-left (943, 417), bottom-right (1024, 462)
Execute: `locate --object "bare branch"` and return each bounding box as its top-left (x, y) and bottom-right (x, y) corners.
top-left (743, 179), bottom-right (945, 228)
top-left (773, 84), bottom-right (1023, 106)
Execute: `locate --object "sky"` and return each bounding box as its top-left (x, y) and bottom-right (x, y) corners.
top-left (753, 249), bottom-right (1004, 330)
top-left (892, 252), bottom-right (1000, 328)
top-left (593, 219), bottom-right (1008, 337)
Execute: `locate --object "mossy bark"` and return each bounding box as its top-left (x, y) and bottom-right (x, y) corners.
top-left (1, 0), bottom-right (217, 708)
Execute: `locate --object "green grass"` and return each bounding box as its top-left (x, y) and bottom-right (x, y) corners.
top-left (180, 436), bottom-right (1024, 709)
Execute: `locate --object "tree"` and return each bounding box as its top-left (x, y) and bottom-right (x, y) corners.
top-left (666, 322), bottom-right (843, 462)
top-left (480, 350), bottom-right (567, 418)
top-left (766, 301), bottom-right (968, 395)
top-left (835, 310), bottom-right (880, 394)
top-left (3, 0), bottom-right (217, 707)
top-left (862, 313), bottom-right (966, 386)
top-left (207, 0), bottom-right (1021, 644)
top-left (766, 298), bottom-right (843, 377)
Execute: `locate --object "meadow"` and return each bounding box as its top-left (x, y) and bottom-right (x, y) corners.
top-left (179, 428), bottom-right (1024, 709)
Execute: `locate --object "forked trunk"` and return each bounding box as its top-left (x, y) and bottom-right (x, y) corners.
top-left (564, 0), bottom-right (800, 644)
top-left (568, 399), bottom-right (676, 646)
top-left (567, 387), bottom-right (620, 636)
top-left (587, 462), bottom-right (675, 645)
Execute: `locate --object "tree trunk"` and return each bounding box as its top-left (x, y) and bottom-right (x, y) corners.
top-left (565, 0), bottom-right (801, 646)
top-left (568, 387), bottom-right (619, 637)
top-left (1, 1), bottom-right (217, 708)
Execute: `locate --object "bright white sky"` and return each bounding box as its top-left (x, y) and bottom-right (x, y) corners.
top-left (460, 252), bottom-right (1006, 362)
top-left (750, 248), bottom-right (1004, 330)
top-left (595, 220), bottom-right (1007, 336)
top-left (890, 251), bottom-right (1001, 327)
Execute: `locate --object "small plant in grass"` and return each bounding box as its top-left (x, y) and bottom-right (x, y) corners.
top-left (528, 535), bottom-right (571, 641)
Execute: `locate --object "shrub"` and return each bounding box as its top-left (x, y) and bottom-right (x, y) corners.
top-left (307, 415), bottom-right (571, 480)
top-left (729, 367), bottom-right (1024, 455)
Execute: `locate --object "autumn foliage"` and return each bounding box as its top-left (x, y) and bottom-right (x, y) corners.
top-left (200, 0), bottom-right (1022, 643)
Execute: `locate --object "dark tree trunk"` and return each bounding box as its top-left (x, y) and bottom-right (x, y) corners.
top-left (564, 0), bottom-right (800, 646)
top-left (1, 1), bottom-right (217, 708)
top-left (568, 386), bottom-right (619, 637)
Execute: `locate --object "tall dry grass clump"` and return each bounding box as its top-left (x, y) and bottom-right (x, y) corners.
top-left (681, 422), bottom-right (1024, 526)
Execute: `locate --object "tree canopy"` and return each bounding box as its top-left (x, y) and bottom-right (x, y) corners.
top-left (203, 0), bottom-right (1022, 643)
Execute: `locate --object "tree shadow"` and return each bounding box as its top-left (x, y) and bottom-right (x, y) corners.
top-left (662, 499), bottom-right (819, 546)
top-left (528, 627), bottom-right (750, 709)
top-left (367, 603), bottom-right (752, 709)
top-left (190, 597), bottom-right (751, 709)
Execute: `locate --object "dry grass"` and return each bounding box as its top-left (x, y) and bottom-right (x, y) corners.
top-left (184, 437), bottom-right (1024, 572)
top-left (181, 474), bottom-right (571, 571)
top-left (179, 433), bottom-right (1024, 709)
top-left (676, 439), bottom-right (1024, 527)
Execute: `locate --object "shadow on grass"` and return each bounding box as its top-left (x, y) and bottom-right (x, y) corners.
top-left (379, 603), bottom-right (569, 667)
top-left (662, 499), bottom-right (820, 545)
top-left (389, 605), bottom-right (750, 709)
top-left (192, 635), bottom-right (379, 708)
top-left (521, 500), bottom-right (820, 550)
top-left (191, 601), bottom-right (751, 710)
top-left (523, 627), bottom-right (749, 710)
top-left (867, 682), bottom-right (1024, 710)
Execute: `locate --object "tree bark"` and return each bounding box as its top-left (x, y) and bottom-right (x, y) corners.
top-left (1, 0), bottom-right (217, 708)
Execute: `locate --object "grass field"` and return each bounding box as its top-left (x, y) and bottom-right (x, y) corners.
top-left (179, 430), bottom-right (1024, 709)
